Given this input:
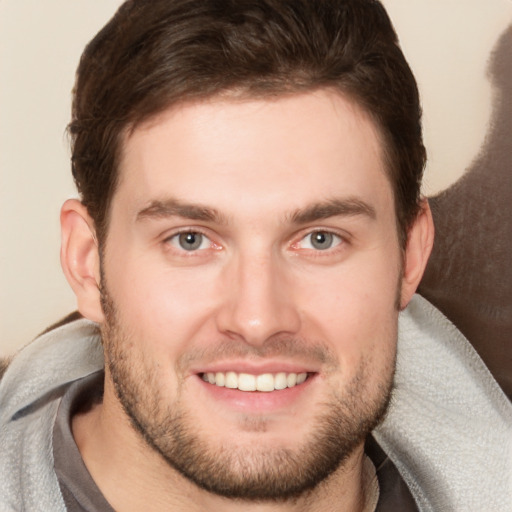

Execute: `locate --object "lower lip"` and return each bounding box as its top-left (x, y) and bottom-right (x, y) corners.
top-left (196, 374), bottom-right (316, 413)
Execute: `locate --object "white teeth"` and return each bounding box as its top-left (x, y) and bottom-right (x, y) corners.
top-left (215, 372), bottom-right (225, 387)
top-left (287, 373), bottom-right (297, 387)
top-left (238, 373), bottom-right (257, 391)
top-left (201, 371), bottom-right (308, 392)
top-left (225, 371), bottom-right (238, 389)
top-left (274, 372), bottom-right (288, 390)
top-left (256, 373), bottom-right (274, 392)
top-left (296, 373), bottom-right (307, 385)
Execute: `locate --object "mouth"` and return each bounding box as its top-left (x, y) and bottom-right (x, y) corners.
top-left (200, 371), bottom-right (310, 392)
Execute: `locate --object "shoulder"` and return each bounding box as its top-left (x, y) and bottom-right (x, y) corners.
top-left (0, 316), bottom-right (103, 424)
top-left (375, 294), bottom-right (512, 511)
top-left (0, 311), bottom-right (85, 383)
top-left (0, 316), bottom-right (104, 511)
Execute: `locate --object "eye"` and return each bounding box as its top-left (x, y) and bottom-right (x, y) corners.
top-left (168, 231), bottom-right (211, 251)
top-left (299, 231), bottom-right (342, 251)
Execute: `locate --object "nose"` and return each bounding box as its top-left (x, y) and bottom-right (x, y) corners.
top-left (215, 251), bottom-right (302, 346)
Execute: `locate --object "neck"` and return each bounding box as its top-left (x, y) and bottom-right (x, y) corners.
top-left (72, 382), bottom-right (370, 512)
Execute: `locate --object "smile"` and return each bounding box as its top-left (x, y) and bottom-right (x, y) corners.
top-left (200, 371), bottom-right (309, 392)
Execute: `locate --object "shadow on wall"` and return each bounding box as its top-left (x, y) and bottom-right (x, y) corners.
top-left (419, 24), bottom-right (512, 400)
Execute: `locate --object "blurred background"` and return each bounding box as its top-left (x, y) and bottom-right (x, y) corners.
top-left (1, 0), bottom-right (512, 356)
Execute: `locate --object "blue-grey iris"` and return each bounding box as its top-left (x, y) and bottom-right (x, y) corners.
top-left (179, 232), bottom-right (203, 251)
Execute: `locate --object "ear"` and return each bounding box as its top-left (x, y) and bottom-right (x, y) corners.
top-left (400, 199), bottom-right (435, 310)
top-left (60, 199), bottom-right (104, 323)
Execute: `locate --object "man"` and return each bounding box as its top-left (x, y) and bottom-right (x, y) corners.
top-left (1, 1), bottom-right (510, 511)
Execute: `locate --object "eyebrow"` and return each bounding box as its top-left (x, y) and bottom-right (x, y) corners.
top-left (136, 196), bottom-right (376, 226)
top-left (289, 198), bottom-right (376, 224)
top-left (136, 198), bottom-right (227, 224)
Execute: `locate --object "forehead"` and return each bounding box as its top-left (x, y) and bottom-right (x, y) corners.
top-left (115, 90), bottom-right (391, 221)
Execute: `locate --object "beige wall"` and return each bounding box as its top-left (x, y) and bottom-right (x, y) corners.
top-left (1, 0), bottom-right (511, 356)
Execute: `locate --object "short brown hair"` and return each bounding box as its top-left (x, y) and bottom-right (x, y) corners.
top-left (69, 0), bottom-right (425, 247)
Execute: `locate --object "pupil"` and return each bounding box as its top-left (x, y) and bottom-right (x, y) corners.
top-left (312, 232), bottom-right (332, 250)
top-left (179, 232), bottom-right (202, 250)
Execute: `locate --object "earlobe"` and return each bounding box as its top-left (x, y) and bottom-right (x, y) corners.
top-left (400, 199), bottom-right (435, 310)
top-left (60, 199), bottom-right (105, 323)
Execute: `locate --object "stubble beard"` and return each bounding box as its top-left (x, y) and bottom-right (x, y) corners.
top-left (100, 286), bottom-right (395, 503)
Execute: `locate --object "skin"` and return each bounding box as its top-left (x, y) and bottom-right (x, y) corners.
top-left (61, 89), bottom-right (434, 511)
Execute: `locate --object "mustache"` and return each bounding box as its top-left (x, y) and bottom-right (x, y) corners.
top-left (177, 336), bottom-right (339, 372)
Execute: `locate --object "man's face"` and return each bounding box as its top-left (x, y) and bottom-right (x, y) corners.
top-left (100, 90), bottom-right (402, 500)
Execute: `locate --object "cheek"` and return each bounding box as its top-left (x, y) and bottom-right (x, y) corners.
top-left (105, 257), bottom-right (221, 350)
top-left (297, 256), bottom-right (400, 369)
